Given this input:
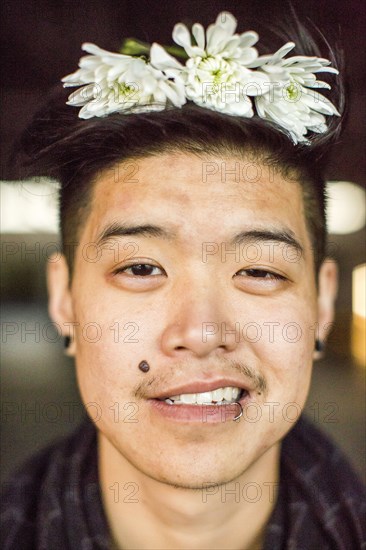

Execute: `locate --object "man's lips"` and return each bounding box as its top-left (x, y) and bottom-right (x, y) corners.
top-left (148, 378), bottom-right (254, 400)
top-left (147, 379), bottom-right (252, 423)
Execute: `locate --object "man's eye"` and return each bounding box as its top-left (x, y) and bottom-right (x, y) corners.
top-left (235, 269), bottom-right (286, 280)
top-left (115, 263), bottom-right (164, 277)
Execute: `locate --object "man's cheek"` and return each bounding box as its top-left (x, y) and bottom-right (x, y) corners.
top-left (269, 361), bottom-right (313, 421)
top-left (251, 328), bottom-right (313, 372)
top-left (75, 360), bottom-right (137, 429)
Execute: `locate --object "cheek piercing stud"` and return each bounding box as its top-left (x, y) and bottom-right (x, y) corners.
top-left (138, 360), bottom-right (150, 373)
top-left (233, 401), bottom-right (243, 421)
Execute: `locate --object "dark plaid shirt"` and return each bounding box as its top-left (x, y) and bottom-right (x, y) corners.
top-left (1, 415), bottom-right (365, 549)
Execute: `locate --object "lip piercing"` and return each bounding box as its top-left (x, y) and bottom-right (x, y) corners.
top-left (233, 401), bottom-right (243, 421)
top-left (138, 360), bottom-right (150, 373)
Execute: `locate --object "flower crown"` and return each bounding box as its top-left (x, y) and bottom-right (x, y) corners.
top-left (62, 11), bottom-right (340, 144)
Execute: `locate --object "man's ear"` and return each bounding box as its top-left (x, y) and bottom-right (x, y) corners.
top-left (315, 258), bottom-right (338, 356)
top-left (47, 253), bottom-right (76, 356)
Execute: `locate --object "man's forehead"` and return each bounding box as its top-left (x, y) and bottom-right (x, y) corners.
top-left (91, 151), bottom-right (302, 204)
top-left (81, 153), bottom-right (310, 260)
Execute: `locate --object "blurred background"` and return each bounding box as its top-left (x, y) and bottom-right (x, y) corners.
top-left (1, 0), bottom-right (365, 483)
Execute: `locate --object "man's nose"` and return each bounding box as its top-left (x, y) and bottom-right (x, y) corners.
top-left (160, 280), bottom-right (240, 359)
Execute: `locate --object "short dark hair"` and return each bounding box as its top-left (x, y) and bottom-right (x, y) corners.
top-left (13, 19), bottom-right (344, 277)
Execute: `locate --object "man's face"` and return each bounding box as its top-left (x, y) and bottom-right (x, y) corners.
top-left (66, 152), bottom-right (320, 487)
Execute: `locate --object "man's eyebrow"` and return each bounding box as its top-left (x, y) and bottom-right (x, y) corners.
top-left (230, 229), bottom-right (304, 256)
top-left (96, 222), bottom-right (304, 256)
top-left (96, 222), bottom-right (177, 246)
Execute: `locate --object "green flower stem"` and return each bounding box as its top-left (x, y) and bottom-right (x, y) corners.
top-left (164, 45), bottom-right (188, 60)
top-left (119, 38), bottom-right (150, 56)
top-left (119, 38), bottom-right (188, 60)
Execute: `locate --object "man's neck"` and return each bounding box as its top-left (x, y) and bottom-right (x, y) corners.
top-left (98, 434), bottom-right (280, 550)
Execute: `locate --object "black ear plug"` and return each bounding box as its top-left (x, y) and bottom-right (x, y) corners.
top-left (315, 339), bottom-right (324, 352)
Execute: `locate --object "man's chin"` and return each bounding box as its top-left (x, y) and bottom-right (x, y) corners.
top-left (135, 461), bottom-right (249, 491)
top-left (129, 437), bottom-right (282, 493)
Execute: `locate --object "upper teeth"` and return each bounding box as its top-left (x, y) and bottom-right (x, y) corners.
top-left (164, 386), bottom-right (242, 405)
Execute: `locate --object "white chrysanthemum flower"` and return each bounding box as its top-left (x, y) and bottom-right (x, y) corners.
top-left (183, 56), bottom-right (256, 116)
top-left (249, 42), bottom-right (340, 143)
top-left (171, 11), bottom-right (268, 116)
top-left (62, 43), bottom-right (186, 119)
top-left (172, 11), bottom-right (259, 61)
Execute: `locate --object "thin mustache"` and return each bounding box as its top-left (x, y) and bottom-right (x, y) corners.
top-left (134, 359), bottom-right (267, 398)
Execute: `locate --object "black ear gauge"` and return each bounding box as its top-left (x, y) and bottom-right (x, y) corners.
top-left (315, 339), bottom-right (324, 353)
top-left (64, 336), bottom-right (71, 349)
top-left (138, 360), bottom-right (150, 373)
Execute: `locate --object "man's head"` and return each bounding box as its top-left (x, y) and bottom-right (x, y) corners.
top-left (45, 148), bottom-right (337, 488)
